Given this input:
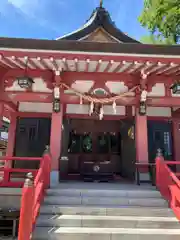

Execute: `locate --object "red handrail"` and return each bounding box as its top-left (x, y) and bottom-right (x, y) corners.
top-left (18, 153), bottom-right (51, 240)
top-left (0, 156), bottom-right (42, 187)
top-left (156, 156), bottom-right (180, 220)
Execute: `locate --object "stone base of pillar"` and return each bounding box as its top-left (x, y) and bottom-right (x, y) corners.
top-left (50, 171), bottom-right (59, 187)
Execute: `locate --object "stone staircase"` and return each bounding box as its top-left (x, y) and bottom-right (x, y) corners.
top-left (33, 183), bottom-right (180, 240)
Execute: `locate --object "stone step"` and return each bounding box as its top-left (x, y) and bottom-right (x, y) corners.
top-left (43, 196), bottom-right (168, 207)
top-left (36, 214), bottom-right (179, 228)
top-left (40, 205), bottom-right (173, 217)
top-left (33, 227), bottom-right (180, 240)
top-left (46, 189), bottom-right (161, 198)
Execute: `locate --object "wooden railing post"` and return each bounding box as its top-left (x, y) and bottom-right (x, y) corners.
top-left (18, 173), bottom-right (34, 240)
top-left (43, 145), bottom-right (51, 189)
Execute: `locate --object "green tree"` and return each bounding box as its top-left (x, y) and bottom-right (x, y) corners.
top-left (140, 34), bottom-right (175, 44)
top-left (139, 0), bottom-right (180, 44)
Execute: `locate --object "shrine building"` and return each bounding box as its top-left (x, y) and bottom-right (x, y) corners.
top-left (1, 3), bottom-right (180, 184)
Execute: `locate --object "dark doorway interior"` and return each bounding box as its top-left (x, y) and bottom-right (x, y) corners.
top-left (148, 120), bottom-right (173, 163)
top-left (61, 119), bottom-right (136, 181)
top-left (67, 119), bottom-right (121, 176)
top-left (14, 117), bottom-right (51, 169)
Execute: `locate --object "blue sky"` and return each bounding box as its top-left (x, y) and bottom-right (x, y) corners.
top-left (0, 0), bottom-right (149, 41)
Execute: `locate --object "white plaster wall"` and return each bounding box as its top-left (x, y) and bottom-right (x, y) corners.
top-left (132, 106), bottom-right (172, 117)
top-left (147, 107), bottom-right (171, 117)
top-left (66, 104), bottom-right (125, 115)
top-left (19, 102), bottom-right (52, 113)
top-left (66, 104), bottom-right (89, 114)
top-left (5, 80), bottom-right (25, 92)
top-left (103, 105), bottom-right (125, 115)
top-left (105, 81), bottom-right (135, 96)
top-left (71, 81), bottom-right (94, 93)
top-left (32, 78), bottom-right (52, 93)
top-left (148, 83), bottom-right (165, 97)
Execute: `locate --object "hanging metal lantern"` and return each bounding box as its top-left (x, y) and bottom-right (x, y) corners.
top-left (17, 58), bottom-right (34, 89)
top-left (170, 81), bottom-right (180, 94)
top-left (139, 101), bottom-right (146, 115)
top-left (53, 99), bottom-right (61, 113)
top-left (17, 76), bottom-right (34, 89)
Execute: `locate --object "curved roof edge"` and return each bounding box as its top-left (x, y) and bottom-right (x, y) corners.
top-left (56, 6), bottom-right (139, 43)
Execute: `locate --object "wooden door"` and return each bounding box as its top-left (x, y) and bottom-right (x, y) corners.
top-left (14, 118), bottom-right (51, 169)
top-left (148, 120), bottom-right (173, 163)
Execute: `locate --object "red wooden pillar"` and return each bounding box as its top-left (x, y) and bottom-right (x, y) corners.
top-left (135, 109), bottom-right (148, 163)
top-left (172, 118), bottom-right (180, 162)
top-left (6, 112), bottom-right (17, 156)
top-left (50, 104), bottom-right (63, 171)
top-left (0, 103), bottom-right (4, 128)
top-left (5, 112), bottom-right (17, 169)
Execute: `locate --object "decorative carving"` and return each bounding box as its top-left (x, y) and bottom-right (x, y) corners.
top-left (82, 28), bottom-right (118, 43)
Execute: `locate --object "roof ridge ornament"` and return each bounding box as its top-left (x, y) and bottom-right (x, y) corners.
top-left (100, 0), bottom-right (103, 8)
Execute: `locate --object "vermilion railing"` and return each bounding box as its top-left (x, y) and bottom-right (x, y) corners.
top-left (156, 155), bottom-right (180, 220)
top-left (18, 152), bottom-right (51, 240)
top-left (0, 156), bottom-right (42, 187)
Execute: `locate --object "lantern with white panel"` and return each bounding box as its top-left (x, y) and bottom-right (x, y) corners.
top-left (139, 90), bottom-right (147, 116)
top-left (17, 56), bottom-right (34, 89)
top-left (53, 86), bottom-right (61, 112)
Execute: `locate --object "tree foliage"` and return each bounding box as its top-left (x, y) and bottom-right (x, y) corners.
top-left (139, 0), bottom-right (180, 43)
top-left (140, 34), bottom-right (175, 44)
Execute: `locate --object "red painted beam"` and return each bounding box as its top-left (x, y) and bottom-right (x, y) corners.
top-left (28, 58), bottom-right (39, 69)
top-left (123, 62), bottom-right (134, 73)
top-left (113, 62), bottom-right (123, 73)
top-left (61, 94), bottom-right (137, 105)
top-left (103, 60), bottom-right (114, 72)
top-left (0, 56), bottom-right (18, 69)
top-left (85, 59), bottom-right (90, 72)
top-left (4, 68), bottom-right (53, 79)
top-left (7, 91), bottom-right (52, 102)
top-left (1, 49), bottom-right (180, 65)
top-left (62, 58), bottom-right (69, 71)
top-left (18, 112), bottom-right (51, 118)
top-left (2, 69), bottom-right (173, 87)
top-left (13, 57), bottom-right (27, 68)
top-left (147, 97), bottom-right (180, 107)
top-left (65, 113), bottom-right (126, 120)
top-left (4, 90), bottom-right (180, 107)
top-left (132, 62), bottom-right (146, 74)
top-left (95, 60), bottom-right (102, 72)
top-left (62, 95), bottom-right (180, 107)
top-left (50, 57), bottom-right (59, 70)
top-left (74, 58), bottom-right (79, 72)
top-left (9, 89), bottom-right (180, 107)
top-left (63, 71), bottom-right (172, 85)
